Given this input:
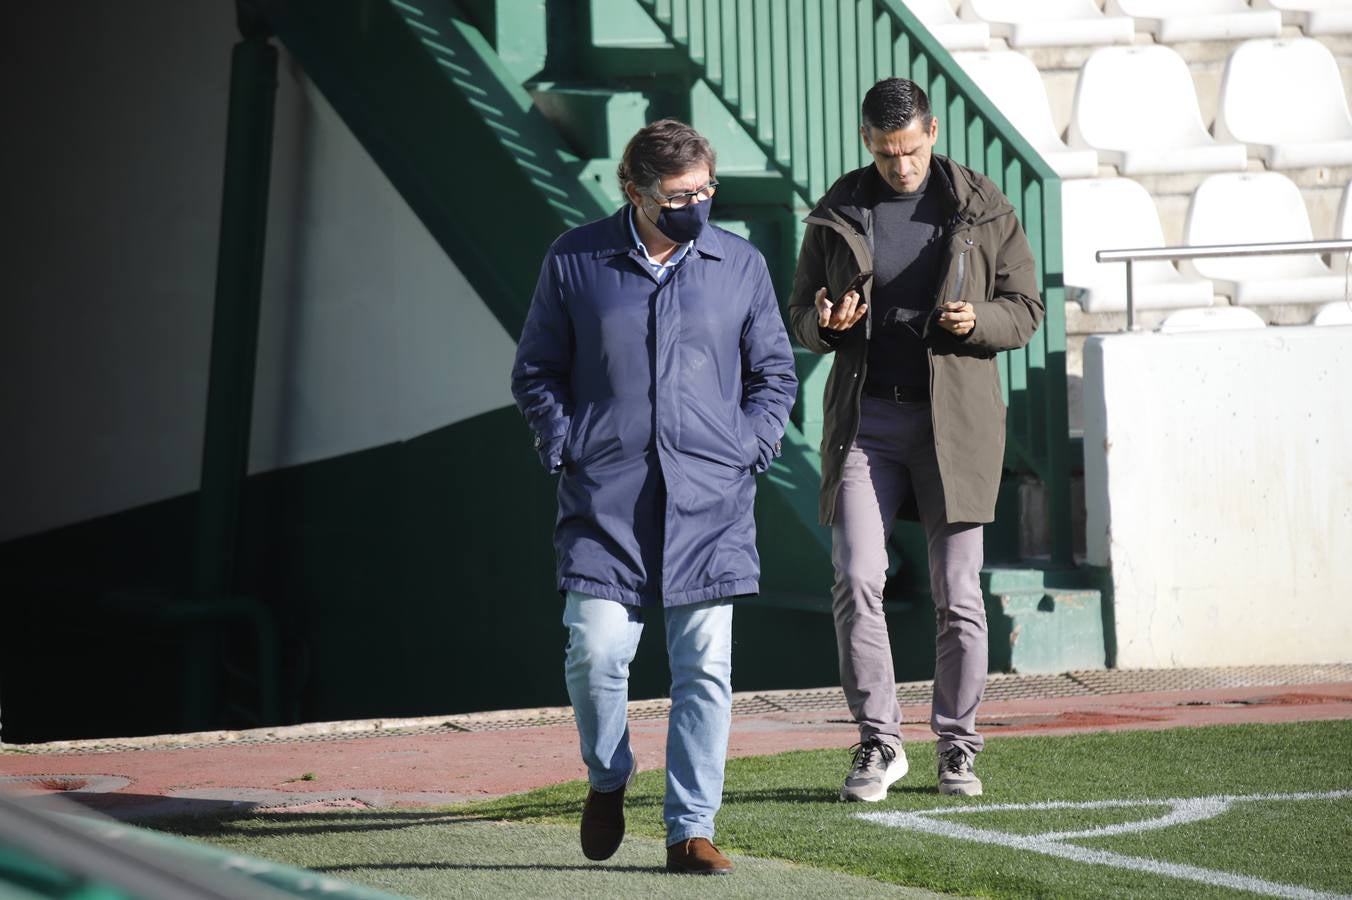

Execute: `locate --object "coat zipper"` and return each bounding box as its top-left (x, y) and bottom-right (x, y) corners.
top-left (953, 239), bottom-right (972, 303)
top-left (929, 236), bottom-right (974, 462)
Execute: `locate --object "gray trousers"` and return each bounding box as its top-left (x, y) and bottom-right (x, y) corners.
top-left (831, 395), bottom-right (987, 757)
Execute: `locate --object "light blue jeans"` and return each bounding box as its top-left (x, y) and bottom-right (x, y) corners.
top-left (562, 591), bottom-right (734, 845)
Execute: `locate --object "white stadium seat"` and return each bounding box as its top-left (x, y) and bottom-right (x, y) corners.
top-left (1214, 39), bottom-right (1352, 169)
top-left (1063, 178), bottom-right (1215, 313)
top-left (1067, 46), bottom-right (1248, 175)
top-left (1157, 307), bottom-right (1267, 333)
top-left (1106, 0), bottom-right (1281, 43)
top-left (901, 0), bottom-right (991, 50)
top-left (1312, 301), bottom-right (1352, 326)
top-left (1253, 0), bottom-right (1352, 36)
top-left (1181, 172), bottom-right (1349, 305)
top-left (960, 0), bottom-right (1134, 48)
top-left (953, 51), bottom-right (1099, 178)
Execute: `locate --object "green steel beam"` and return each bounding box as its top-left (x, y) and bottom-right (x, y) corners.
top-left (189, 34), bottom-right (279, 730)
top-left (195, 37), bottom-right (277, 604)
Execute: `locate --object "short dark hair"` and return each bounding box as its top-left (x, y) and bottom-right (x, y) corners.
top-left (616, 119), bottom-right (717, 194)
top-left (860, 77), bottom-right (934, 133)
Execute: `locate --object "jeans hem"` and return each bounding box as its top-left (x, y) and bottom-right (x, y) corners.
top-left (665, 826), bottom-right (715, 846)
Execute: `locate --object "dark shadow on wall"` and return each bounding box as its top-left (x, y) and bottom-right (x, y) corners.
top-left (0, 405), bottom-right (852, 744)
top-left (0, 406), bottom-right (568, 743)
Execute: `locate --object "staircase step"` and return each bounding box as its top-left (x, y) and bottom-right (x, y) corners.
top-left (701, 208), bottom-right (797, 298)
top-left (574, 157), bottom-right (624, 207)
top-left (688, 78), bottom-right (783, 177)
top-left (982, 566), bottom-right (1108, 675)
top-left (590, 0), bottom-right (671, 46)
top-left (715, 171), bottom-right (799, 206)
top-left (456, 0), bottom-right (548, 83)
top-left (529, 83), bottom-right (678, 160)
top-left (987, 587), bottom-right (1107, 675)
top-left (580, 44), bottom-right (691, 78)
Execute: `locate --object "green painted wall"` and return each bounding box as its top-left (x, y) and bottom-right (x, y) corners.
top-left (0, 0), bottom-right (1105, 743)
top-left (1, 401), bottom-right (965, 743)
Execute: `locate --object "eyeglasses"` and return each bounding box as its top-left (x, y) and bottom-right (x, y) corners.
top-left (648, 180), bottom-right (719, 209)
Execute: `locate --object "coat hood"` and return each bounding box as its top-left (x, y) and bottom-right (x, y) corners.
top-left (808, 155), bottom-right (1015, 234)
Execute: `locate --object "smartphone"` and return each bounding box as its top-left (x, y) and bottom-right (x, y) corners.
top-left (836, 270), bottom-right (873, 303)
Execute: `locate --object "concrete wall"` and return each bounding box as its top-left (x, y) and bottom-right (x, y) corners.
top-left (1083, 327), bottom-right (1352, 668)
top-left (2, 3), bottom-right (516, 543)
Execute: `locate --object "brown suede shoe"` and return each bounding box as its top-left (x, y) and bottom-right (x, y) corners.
top-left (579, 780), bottom-right (628, 861)
top-left (665, 837), bottom-right (733, 875)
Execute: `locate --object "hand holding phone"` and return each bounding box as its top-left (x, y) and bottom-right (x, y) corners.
top-left (815, 271), bottom-right (872, 333)
top-left (836, 270), bottom-right (873, 303)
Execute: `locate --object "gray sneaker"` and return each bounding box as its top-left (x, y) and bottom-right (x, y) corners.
top-left (937, 747), bottom-right (983, 796)
top-left (839, 738), bottom-right (908, 802)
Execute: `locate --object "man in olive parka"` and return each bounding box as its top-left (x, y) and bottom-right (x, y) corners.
top-left (788, 77), bottom-right (1043, 801)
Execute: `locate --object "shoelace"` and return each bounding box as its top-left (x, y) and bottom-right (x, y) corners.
top-left (675, 838), bottom-right (721, 855)
top-left (848, 739), bottom-right (897, 773)
top-left (939, 747), bottom-right (969, 774)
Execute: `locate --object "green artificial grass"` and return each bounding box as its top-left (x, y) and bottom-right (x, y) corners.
top-left (157, 815), bottom-right (944, 898)
top-left (159, 720), bottom-right (1352, 899)
top-left (1086, 795), bottom-right (1352, 896)
top-left (949, 802), bottom-right (1174, 836)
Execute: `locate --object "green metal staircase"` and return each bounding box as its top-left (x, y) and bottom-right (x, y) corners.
top-left (255, 0), bottom-right (612, 339)
top-left (252, 0), bottom-right (837, 608)
top-left (614, 0), bottom-right (1107, 671)
top-left (249, 0), bottom-right (1101, 675)
top-left (628, 0), bottom-right (1076, 566)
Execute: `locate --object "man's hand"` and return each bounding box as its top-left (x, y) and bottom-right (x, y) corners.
top-left (814, 286), bottom-right (868, 332)
top-left (935, 300), bottom-right (975, 338)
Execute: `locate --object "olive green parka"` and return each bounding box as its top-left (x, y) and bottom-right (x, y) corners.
top-left (788, 155), bottom-right (1044, 525)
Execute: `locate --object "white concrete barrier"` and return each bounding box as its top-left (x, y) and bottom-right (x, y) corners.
top-left (1083, 326), bottom-right (1352, 667)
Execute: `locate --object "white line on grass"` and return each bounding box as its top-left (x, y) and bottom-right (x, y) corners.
top-left (858, 790), bottom-right (1352, 900)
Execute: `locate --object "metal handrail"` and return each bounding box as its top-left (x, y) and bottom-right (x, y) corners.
top-left (1095, 239), bottom-right (1352, 330)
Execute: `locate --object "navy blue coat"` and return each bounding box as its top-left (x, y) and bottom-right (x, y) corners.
top-left (511, 207), bottom-right (798, 607)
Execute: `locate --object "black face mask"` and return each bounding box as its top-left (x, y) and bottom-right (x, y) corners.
top-left (646, 197), bottom-right (713, 244)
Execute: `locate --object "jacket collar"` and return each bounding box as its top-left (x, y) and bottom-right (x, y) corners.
top-left (807, 155), bottom-right (1013, 233)
top-left (592, 205), bottom-right (726, 261)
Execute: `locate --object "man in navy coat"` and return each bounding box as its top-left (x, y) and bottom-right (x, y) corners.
top-left (512, 119), bottom-right (797, 875)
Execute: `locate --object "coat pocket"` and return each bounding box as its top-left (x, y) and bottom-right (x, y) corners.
top-left (563, 402), bottom-right (600, 467)
top-left (678, 403), bottom-right (751, 473)
top-left (737, 411), bottom-right (761, 471)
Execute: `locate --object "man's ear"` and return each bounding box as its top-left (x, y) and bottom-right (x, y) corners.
top-left (623, 181), bottom-right (642, 207)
